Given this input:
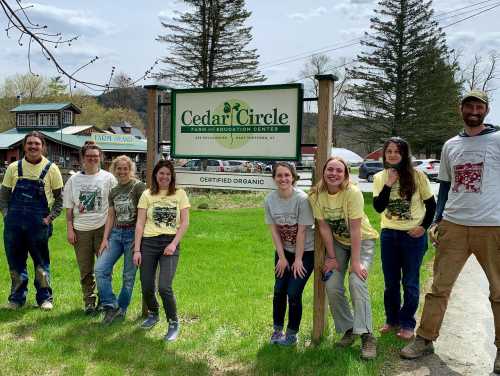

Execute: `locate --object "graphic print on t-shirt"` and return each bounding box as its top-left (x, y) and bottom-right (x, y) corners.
top-left (452, 150), bottom-right (485, 193)
top-left (78, 186), bottom-right (103, 213)
top-left (152, 201), bottom-right (177, 230)
top-left (114, 193), bottom-right (134, 222)
top-left (273, 213), bottom-right (298, 246)
top-left (324, 207), bottom-right (349, 239)
top-left (386, 198), bottom-right (412, 220)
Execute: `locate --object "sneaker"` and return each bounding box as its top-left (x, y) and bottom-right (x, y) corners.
top-left (360, 333), bottom-right (377, 360)
top-left (337, 328), bottom-right (357, 348)
top-left (278, 333), bottom-right (298, 346)
top-left (6, 301), bottom-right (21, 310)
top-left (400, 335), bottom-right (434, 359)
top-left (164, 321), bottom-right (180, 342)
top-left (141, 313), bottom-right (159, 329)
top-left (396, 328), bottom-right (415, 341)
top-left (494, 349), bottom-right (500, 374)
top-left (84, 304), bottom-right (97, 316)
top-left (39, 300), bottom-right (53, 311)
top-left (379, 323), bottom-right (399, 334)
top-left (102, 307), bottom-right (121, 325)
top-left (270, 330), bottom-right (285, 344)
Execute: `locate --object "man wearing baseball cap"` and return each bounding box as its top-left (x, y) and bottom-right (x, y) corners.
top-left (401, 90), bottom-right (500, 374)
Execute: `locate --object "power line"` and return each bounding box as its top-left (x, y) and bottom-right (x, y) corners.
top-left (442, 2), bottom-right (500, 28)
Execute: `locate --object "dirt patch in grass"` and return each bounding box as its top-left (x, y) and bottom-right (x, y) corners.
top-left (186, 190), bottom-right (267, 210)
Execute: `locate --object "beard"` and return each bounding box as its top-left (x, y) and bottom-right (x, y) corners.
top-left (463, 113), bottom-right (486, 128)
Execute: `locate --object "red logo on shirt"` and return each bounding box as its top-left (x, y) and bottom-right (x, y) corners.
top-left (453, 162), bottom-right (483, 193)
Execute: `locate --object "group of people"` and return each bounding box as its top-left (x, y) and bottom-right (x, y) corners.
top-left (265, 90), bottom-right (500, 373)
top-left (1, 89), bottom-right (500, 372)
top-left (0, 133), bottom-right (190, 342)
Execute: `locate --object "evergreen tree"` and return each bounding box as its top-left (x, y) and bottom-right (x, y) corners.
top-left (156, 0), bottom-right (265, 88)
top-left (348, 0), bottom-right (462, 153)
top-left (47, 76), bottom-right (67, 96)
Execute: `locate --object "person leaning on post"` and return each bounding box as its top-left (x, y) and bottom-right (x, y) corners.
top-left (63, 141), bottom-right (116, 315)
top-left (133, 159), bottom-right (190, 342)
top-left (373, 137), bottom-right (436, 340)
top-left (94, 155), bottom-right (146, 325)
top-left (265, 162), bottom-right (315, 346)
top-left (400, 90), bottom-right (500, 375)
top-left (0, 131), bottom-right (63, 310)
top-left (309, 156), bottom-right (379, 360)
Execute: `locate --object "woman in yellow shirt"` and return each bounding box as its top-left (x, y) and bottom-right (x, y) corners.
top-left (309, 156), bottom-right (378, 360)
top-left (133, 160), bottom-right (190, 341)
top-left (373, 137), bottom-right (435, 340)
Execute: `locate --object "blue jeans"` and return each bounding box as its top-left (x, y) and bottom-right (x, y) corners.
top-left (381, 228), bottom-right (427, 330)
top-left (95, 227), bottom-right (137, 312)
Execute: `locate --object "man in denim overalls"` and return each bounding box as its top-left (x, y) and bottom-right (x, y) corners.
top-left (0, 132), bottom-right (63, 310)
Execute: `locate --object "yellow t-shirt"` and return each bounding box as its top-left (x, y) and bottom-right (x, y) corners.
top-left (309, 184), bottom-right (378, 246)
top-left (2, 156), bottom-right (64, 207)
top-left (373, 169), bottom-right (433, 230)
top-left (138, 188), bottom-right (191, 237)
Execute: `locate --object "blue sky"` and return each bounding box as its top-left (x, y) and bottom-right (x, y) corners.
top-left (1, 0), bottom-right (499, 122)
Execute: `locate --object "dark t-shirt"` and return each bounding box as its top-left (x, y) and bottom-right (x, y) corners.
top-left (108, 178), bottom-right (146, 226)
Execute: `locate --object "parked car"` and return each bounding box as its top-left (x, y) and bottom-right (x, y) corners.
top-left (226, 160), bottom-right (251, 173)
top-left (358, 160), bottom-right (384, 182)
top-left (413, 159), bottom-right (440, 181)
top-left (180, 159), bottom-right (229, 172)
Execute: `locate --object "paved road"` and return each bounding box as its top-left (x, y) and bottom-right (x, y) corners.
top-left (395, 257), bottom-right (496, 376)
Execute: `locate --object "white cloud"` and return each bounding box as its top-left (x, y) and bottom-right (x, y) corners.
top-left (448, 31), bottom-right (500, 53)
top-left (288, 6), bottom-right (328, 22)
top-left (158, 1), bottom-right (188, 21)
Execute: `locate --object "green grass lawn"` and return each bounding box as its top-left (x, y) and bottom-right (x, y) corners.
top-left (0, 192), bottom-right (434, 375)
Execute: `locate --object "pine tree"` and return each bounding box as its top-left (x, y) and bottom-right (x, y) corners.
top-left (156, 0), bottom-right (265, 88)
top-left (348, 0), bottom-right (462, 153)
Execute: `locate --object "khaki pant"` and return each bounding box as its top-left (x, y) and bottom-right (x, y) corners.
top-left (74, 226), bottom-right (105, 307)
top-left (417, 220), bottom-right (500, 347)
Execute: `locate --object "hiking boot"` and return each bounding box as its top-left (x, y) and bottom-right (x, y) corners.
top-left (141, 313), bottom-right (159, 329)
top-left (337, 328), bottom-right (357, 348)
top-left (102, 307), bottom-right (121, 325)
top-left (270, 330), bottom-right (285, 344)
top-left (494, 349), bottom-right (500, 374)
top-left (6, 301), bottom-right (21, 310)
top-left (278, 333), bottom-right (297, 346)
top-left (360, 333), bottom-right (377, 360)
top-left (164, 321), bottom-right (180, 342)
top-left (400, 335), bottom-right (434, 359)
top-left (39, 300), bottom-right (53, 311)
top-left (84, 303), bottom-right (97, 316)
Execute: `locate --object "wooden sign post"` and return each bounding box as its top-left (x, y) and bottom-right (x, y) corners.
top-left (312, 74), bottom-right (337, 343)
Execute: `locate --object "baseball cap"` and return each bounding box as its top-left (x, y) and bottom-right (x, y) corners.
top-left (461, 90), bottom-right (489, 105)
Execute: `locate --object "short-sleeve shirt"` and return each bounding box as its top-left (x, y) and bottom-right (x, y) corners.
top-left (439, 130), bottom-right (500, 226)
top-left (264, 187), bottom-right (315, 253)
top-left (373, 169), bottom-right (433, 230)
top-left (108, 178), bottom-right (146, 226)
top-left (63, 169), bottom-right (117, 231)
top-left (2, 156), bottom-right (63, 207)
top-left (138, 188), bottom-right (191, 237)
top-left (309, 184), bottom-right (378, 246)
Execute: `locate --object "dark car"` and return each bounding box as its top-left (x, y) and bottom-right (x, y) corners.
top-left (358, 161), bottom-right (383, 182)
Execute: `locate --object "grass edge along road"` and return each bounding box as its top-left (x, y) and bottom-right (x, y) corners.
top-left (0, 192), bottom-right (433, 376)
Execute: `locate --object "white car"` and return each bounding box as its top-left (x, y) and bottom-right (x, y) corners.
top-left (413, 159), bottom-right (440, 181)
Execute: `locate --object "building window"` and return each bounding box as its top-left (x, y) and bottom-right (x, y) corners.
top-left (17, 113), bottom-right (27, 127)
top-left (63, 110), bottom-right (73, 124)
top-left (27, 113), bottom-right (36, 126)
top-left (39, 113), bottom-right (58, 127)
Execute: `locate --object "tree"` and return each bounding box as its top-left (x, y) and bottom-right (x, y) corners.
top-left (1, 73), bottom-right (47, 99)
top-left (156, 0), bottom-right (265, 88)
top-left (348, 0), bottom-right (462, 153)
top-left (461, 51), bottom-right (499, 93)
top-left (47, 76), bottom-right (67, 96)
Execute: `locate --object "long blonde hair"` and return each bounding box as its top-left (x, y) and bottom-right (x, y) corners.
top-left (310, 156), bottom-right (351, 197)
top-left (109, 155), bottom-right (137, 179)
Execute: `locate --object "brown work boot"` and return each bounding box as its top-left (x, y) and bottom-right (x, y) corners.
top-left (494, 349), bottom-right (500, 374)
top-left (400, 335), bottom-right (434, 359)
top-left (360, 333), bottom-right (377, 360)
top-left (336, 328), bottom-right (357, 347)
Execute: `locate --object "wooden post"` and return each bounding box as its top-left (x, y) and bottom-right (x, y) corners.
top-left (312, 74), bottom-right (337, 343)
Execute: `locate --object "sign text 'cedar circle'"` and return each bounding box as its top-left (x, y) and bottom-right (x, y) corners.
top-left (171, 84), bottom-right (303, 160)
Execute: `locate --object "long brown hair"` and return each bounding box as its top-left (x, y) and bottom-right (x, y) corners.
top-left (150, 160), bottom-right (176, 196)
top-left (310, 156), bottom-right (350, 197)
top-left (382, 137), bottom-right (416, 200)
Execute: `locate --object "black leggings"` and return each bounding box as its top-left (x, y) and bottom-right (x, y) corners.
top-left (140, 235), bottom-right (179, 322)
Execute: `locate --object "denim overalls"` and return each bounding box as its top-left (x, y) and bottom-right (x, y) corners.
top-left (4, 160), bottom-right (53, 306)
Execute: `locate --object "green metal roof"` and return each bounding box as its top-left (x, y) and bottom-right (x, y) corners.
top-left (10, 102), bottom-right (81, 114)
top-left (0, 134), bottom-right (25, 149)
